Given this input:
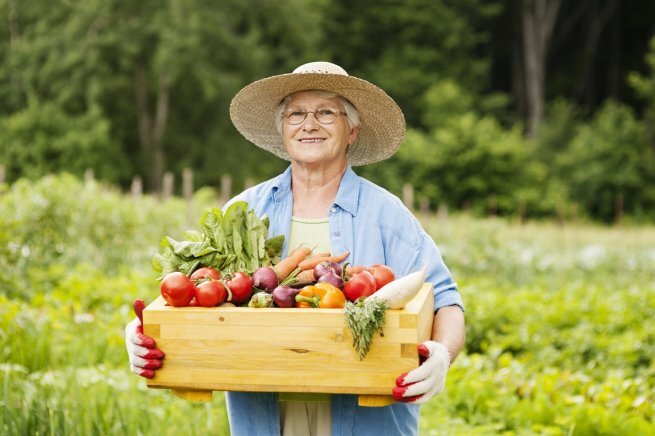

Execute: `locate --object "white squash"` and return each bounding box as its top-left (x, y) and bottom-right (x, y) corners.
top-left (367, 266), bottom-right (427, 309)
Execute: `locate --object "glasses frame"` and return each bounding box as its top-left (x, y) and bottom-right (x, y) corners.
top-left (281, 108), bottom-right (348, 125)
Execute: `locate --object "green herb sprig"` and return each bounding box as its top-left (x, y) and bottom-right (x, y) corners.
top-left (345, 297), bottom-right (388, 360)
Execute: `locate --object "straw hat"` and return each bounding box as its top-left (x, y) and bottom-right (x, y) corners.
top-left (229, 61), bottom-right (405, 166)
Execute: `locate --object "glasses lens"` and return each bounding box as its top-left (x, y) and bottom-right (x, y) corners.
top-left (285, 111), bottom-right (306, 125)
top-left (283, 109), bottom-right (341, 125)
top-left (316, 109), bottom-right (338, 124)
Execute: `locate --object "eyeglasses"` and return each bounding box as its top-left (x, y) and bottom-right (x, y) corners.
top-left (281, 108), bottom-right (347, 125)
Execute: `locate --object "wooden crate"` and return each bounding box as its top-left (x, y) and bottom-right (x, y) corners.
top-left (143, 283), bottom-right (434, 405)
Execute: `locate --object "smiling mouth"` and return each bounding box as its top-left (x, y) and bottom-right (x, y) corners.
top-left (299, 138), bottom-right (325, 143)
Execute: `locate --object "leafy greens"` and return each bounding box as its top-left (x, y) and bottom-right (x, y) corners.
top-left (153, 201), bottom-right (284, 277)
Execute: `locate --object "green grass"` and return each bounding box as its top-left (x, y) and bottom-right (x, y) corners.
top-left (1, 175), bottom-right (653, 435)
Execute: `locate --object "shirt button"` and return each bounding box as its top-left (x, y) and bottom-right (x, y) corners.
top-left (330, 207), bottom-right (337, 213)
top-left (333, 231), bottom-right (341, 237)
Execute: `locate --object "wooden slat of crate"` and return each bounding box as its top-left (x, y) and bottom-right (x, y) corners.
top-left (144, 283), bottom-right (434, 396)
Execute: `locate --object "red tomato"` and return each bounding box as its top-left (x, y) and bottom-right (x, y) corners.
top-left (195, 280), bottom-right (228, 307)
top-left (190, 267), bottom-right (221, 283)
top-left (369, 264), bottom-right (395, 290)
top-left (160, 272), bottom-right (196, 307)
top-left (343, 270), bottom-right (377, 302)
top-left (225, 272), bottom-right (253, 305)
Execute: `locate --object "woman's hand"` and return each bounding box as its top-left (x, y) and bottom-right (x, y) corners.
top-left (392, 341), bottom-right (450, 403)
top-left (125, 299), bottom-right (165, 378)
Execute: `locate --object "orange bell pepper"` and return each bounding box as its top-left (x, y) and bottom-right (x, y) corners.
top-left (315, 283), bottom-right (346, 308)
top-left (295, 283), bottom-right (346, 309)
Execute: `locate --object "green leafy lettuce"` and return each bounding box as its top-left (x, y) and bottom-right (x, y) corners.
top-left (152, 201), bottom-right (284, 277)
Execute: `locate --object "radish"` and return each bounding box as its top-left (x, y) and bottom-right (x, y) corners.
top-left (367, 266), bottom-right (427, 309)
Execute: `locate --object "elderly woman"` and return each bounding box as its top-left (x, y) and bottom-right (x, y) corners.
top-left (126, 62), bottom-right (465, 436)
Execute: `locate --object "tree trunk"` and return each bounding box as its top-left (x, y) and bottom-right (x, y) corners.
top-left (572, 0), bottom-right (618, 109)
top-left (8, 0), bottom-right (20, 44)
top-left (521, 0), bottom-right (561, 138)
top-left (133, 64), bottom-right (171, 193)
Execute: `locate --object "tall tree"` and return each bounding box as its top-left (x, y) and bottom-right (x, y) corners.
top-left (520, 0), bottom-right (561, 138)
top-left (321, 0), bottom-right (500, 128)
top-left (1, 0), bottom-right (323, 190)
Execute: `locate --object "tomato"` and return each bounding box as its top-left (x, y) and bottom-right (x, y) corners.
top-left (190, 267), bottom-right (221, 283)
top-left (195, 280), bottom-right (228, 307)
top-left (342, 270), bottom-right (377, 302)
top-left (225, 272), bottom-right (253, 305)
top-left (369, 264), bottom-right (395, 290)
top-left (160, 272), bottom-right (196, 307)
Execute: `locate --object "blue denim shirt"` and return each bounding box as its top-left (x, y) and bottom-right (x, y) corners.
top-left (224, 166), bottom-right (464, 436)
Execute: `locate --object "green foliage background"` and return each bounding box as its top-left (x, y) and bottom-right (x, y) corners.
top-left (1, 176), bottom-right (653, 435)
top-left (1, 1), bottom-right (655, 221)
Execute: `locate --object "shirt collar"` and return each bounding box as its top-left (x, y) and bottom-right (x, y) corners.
top-left (270, 165), bottom-right (360, 216)
top-left (270, 165), bottom-right (293, 202)
top-left (333, 166), bottom-right (360, 217)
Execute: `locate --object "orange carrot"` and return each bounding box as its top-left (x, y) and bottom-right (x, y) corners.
top-left (297, 251), bottom-right (350, 271)
top-left (308, 251), bottom-right (331, 259)
top-left (272, 246), bottom-right (312, 281)
top-left (296, 269), bottom-right (317, 283)
top-left (345, 265), bottom-right (370, 276)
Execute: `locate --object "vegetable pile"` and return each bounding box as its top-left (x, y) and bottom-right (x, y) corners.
top-left (151, 202), bottom-right (427, 359)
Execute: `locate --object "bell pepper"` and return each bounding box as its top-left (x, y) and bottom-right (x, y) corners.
top-left (295, 283), bottom-right (346, 309)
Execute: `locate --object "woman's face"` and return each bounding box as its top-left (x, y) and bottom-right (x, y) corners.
top-left (281, 91), bottom-right (359, 169)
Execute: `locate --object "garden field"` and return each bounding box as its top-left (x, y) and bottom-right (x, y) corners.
top-left (1, 175), bottom-right (654, 435)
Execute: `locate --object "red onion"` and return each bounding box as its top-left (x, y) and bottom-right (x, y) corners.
top-left (317, 270), bottom-right (344, 289)
top-left (252, 266), bottom-right (279, 292)
top-left (271, 286), bottom-right (300, 308)
top-left (314, 261), bottom-right (343, 281)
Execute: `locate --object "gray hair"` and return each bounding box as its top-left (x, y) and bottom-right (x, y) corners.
top-left (275, 90), bottom-right (361, 134)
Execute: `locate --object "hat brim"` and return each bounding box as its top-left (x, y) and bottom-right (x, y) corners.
top-left (229, 72), bottom-right (405, 166)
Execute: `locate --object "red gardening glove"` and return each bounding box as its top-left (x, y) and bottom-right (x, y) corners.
top-left (392, 341), bottom-right (450, 404)
top-left (125, 299), bottom-right (164, 378)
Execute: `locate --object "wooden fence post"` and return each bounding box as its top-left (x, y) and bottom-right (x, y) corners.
top-left (220, 174), bottom-right (232, 205)
top-left (402, 183), bottom-right (414, 211)
top-left (518, 200), bottom-right (527, 225)
top-left (0, 165), bottom-right (5, 184)
top-left (615, 193), bottom-right (623, 225)
top-left (183, 168), bottom-right (194, 224)
top-left (437, 203), bottom-right (448, 223)
top-left (162, 172), bottom-right (174, 200)
top-left (182, 168), bottom-right (194, 202)
top-left (131, 176), bottom-right (143, 197)
top-left (419, 197), bottom-right (430, 216)
top-left (84, 168), bottom-right (94, 182)
top-left (556, 201), bottom-right (565, 227)
top-left (488, 195), bottom-right (497, 217)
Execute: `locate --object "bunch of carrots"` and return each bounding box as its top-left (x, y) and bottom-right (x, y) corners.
top-left (271, 247), bottom-right (350, 284)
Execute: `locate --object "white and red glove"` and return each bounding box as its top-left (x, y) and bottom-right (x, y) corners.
top-left (125, 299), bottom-right (165, 378)
top-left (393, 341), bottom-right (450, 404)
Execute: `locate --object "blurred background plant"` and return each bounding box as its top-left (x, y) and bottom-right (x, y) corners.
top-left (1, 176), bottom-right (653, 435)
top-left (1, 1), bottom-right (655, 434)
top-left (1, 0), bottom-right (654, 222)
